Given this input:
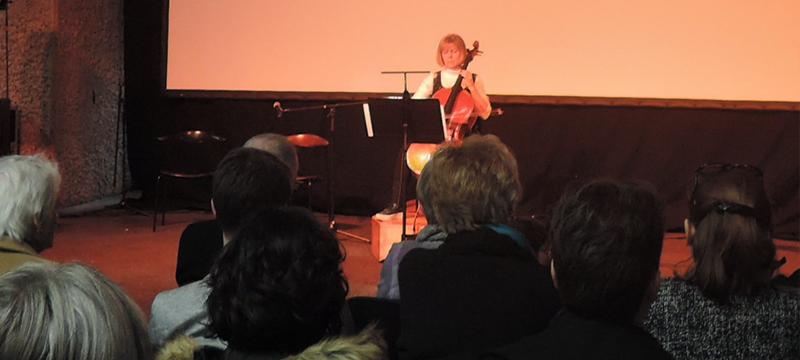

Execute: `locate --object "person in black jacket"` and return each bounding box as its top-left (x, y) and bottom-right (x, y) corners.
top-left (149, 147), bottom-right (293, 350)
top-left (396, 134), bottom-right (561, 360)
top-left (482, 180), bottom-right (673, 360)
top-left (174, 133), bottom-right (298, 286)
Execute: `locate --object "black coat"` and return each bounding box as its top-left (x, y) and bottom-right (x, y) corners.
top-left (482, 311), bottom-right (673, 360)
top-left (175, 219), bottom-right (224, 286)
top-left (397, 227), bottom-right (561, 360)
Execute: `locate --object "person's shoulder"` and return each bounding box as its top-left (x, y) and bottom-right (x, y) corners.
top-left (397, 246), bottom-right (442, 276)
top-left (657, 277), bottom-right (697, 296)
top-left (758, 284), bottom-right (800, 310)
top-left (153, 280), bottom-right (211, 307)
top-left (400, 244), bottom-right (441, 260)
top-left (391, 237), bottom-right (442, 256)
top-left (774, 284), bottom-right (800, 296)
top-left (480, 335), bottom-right (541, 360)
top-left (182, 219), bottom-right (221, 234)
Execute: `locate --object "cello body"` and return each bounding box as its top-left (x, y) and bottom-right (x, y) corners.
top-left (433, 87), bottom-right (475, 141)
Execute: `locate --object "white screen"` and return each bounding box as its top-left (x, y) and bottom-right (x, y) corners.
top-left (166, 0), bottom-right (800, 102)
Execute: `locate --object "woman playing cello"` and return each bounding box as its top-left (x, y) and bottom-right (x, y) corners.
top-left (375, 34), bottom-right (493, 219)
top-left (413, 34), bottom-right (493, 138)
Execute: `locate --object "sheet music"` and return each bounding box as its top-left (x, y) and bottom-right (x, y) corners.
top-left (363, 103), bottom-right (374, 137)
top-left (440, 105), bottom-right (449, 141)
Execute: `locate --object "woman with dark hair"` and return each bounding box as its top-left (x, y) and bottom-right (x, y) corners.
top-left (199, 207), bottom-right (384, 360)
top-left (645, 164), bottom-right (799, 359)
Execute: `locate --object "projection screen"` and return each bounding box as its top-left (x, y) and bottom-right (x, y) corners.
top-left (165, 0), bottom-right (799, 102)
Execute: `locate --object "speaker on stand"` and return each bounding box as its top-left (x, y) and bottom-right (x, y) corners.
top-left (108, 81), bottom-right (148, 216)
top-left (0, 0), bottom-right (12, 155)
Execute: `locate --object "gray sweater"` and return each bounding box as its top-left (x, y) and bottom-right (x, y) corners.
top-left (645, 277), bottom-right (800, 359)
top-left (149, 278), bottom-right (226, 351)
top-left (376, 224), bottom-right (447, 300)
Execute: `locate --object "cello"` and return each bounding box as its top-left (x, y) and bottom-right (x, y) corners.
top-left (432, 40), bottom-right (482, 141)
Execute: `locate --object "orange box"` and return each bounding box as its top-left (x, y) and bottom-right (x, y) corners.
top-left (371, 215), bottom-right (427, 261)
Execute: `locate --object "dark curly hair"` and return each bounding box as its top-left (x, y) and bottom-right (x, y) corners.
top-left (206, 207), bottom-right (348, 354)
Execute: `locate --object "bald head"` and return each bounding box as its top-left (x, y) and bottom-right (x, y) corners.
top-left (244, 133), bottom-right (299, 179)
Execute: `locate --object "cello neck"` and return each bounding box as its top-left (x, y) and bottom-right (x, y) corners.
top-left (442, 73), bottom-right (465, 114)
top-left (442, 41), bottom-right (480, 114)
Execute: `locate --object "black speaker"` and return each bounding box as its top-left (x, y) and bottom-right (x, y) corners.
top-left (0, 0), bottom-right (7, 11)
top-left (0, 99), bottom-right (11, 155)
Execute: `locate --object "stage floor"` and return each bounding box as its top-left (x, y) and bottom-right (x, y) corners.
top-left (41, 208), bottom-right (799, 320)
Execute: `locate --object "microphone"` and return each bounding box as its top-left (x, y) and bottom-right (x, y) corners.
top-left (273, 101), bottom-right (284, 118)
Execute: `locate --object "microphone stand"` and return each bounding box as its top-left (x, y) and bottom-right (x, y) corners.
top-left (278, 101), bottom-right (365, 240)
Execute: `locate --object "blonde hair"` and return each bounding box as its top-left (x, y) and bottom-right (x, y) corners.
top-left (436, 34), bottom-right (467, 67)
top-left (417, 134), bottom-right (520, 234)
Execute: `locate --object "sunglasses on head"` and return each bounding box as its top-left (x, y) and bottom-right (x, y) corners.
top-left (692, 163), bottom-right (763, 193)
top-left (690, 163), bottom-right (764, 209)
top-left (694, 163), bottom-right (763, 177)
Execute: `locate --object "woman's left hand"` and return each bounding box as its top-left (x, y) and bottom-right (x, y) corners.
top-left (460, 70), bottom-right (474, 90)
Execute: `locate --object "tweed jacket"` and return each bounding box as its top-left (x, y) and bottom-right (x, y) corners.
top-left (645, 277), bottom-right (800, 359)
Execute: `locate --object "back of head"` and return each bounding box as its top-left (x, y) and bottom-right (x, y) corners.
top-left (244, 133), bottom-right (299, 179)
top-left (0, 262), bottom-right (151, 360)
top-left (0, 153), bottom-right (61, 251)
top-left (212, 147), bottom-right (292, 234)
top-left (206, 207), bottom-right (348, 355)
top-left (416, 134), bottom-right (520, 234)
top-left (685, 164), bottom-right (775, 303)
top-left (550, 180), bottom-right (664, 324)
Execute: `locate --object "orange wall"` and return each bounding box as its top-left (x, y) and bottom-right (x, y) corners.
top-left (167, 0), bottom-right (800, 102)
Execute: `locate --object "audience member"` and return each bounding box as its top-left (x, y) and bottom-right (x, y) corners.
top-left (509, 217), bottom-right (551, 267)
top-left (645, 164), bottom-right (799, 359)
top-left (483, 180), bottom-right (672, 360)
top-left (376, 153), bottom-right (446, 300)
top-left (395, 134), bottom-right (561, 360)
top-left (158, 207), bottom-right (385, 359)
top-left (175, 133), bottom-right (298, 286)
top-left (0, 153), bottom-right (61, 276)
top-left (149, 147), bottom-right (293, 350)
top-left (0, 262), bottom-right (152, 360)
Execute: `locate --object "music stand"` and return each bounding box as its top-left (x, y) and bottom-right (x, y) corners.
top-left (366, 97), bottom-right (444, 241)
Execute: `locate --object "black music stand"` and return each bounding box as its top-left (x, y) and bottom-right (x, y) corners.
top-left (366, 97), bottom-right (444, 241)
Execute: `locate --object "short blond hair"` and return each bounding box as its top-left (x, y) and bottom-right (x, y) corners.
top-left (417, 134), bottom-right (520, 234)
top-left (436, 34), bottom-right (468, 68)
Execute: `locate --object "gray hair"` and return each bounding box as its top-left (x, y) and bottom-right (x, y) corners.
top-left (0, 262), bottom-right (152, 360)
top-left (417, 134), bottom-right (521, 234)
top-left (0, 153), bottom-right (61, 251)
top-left (244, 133), bottom-right (299, 179)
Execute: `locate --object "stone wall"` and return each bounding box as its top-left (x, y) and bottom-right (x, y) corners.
top-left (1, 0), bottom-right (124, 206)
